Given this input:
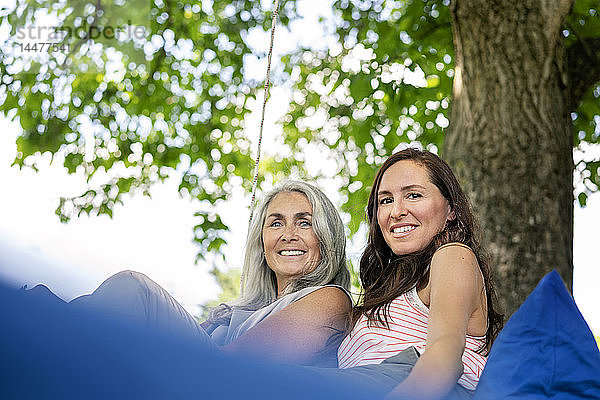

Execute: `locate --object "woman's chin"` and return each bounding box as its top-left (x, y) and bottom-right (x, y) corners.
top-left (390, 243), bottom-right (428, 257)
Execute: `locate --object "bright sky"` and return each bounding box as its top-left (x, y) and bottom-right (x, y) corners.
top-left (0, 1), bottom-right (598, 336)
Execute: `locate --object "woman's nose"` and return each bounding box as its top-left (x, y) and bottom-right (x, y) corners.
top-left (390, 199), bottom-right (407, 219)
top-left (281, 225), bottom-right (298, 241)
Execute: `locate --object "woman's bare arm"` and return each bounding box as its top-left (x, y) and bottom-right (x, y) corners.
top-left (386, 245), bottom-right (484, 399)
top-left (222, 286), bottom-right (351, 365)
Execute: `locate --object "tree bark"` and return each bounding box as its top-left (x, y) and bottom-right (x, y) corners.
top-left (444, 0), bottom-right (575, 316)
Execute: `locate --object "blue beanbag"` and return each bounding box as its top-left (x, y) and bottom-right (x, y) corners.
top-left (0, 280), bottom-right (371, 400)
top-left (473, 270), bottom-right (600, 399)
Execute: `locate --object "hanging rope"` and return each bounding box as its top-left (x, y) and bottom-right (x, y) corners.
top-left (248, 0), bottom-right (281, 227)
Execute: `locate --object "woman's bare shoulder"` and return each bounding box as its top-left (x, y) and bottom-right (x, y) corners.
top-left (433, 243), bottom-right (477, 265)
top-left (435, 242), bottom-right (475, 254)
top-left (266, 287), bottom-right (351, 329)
top-left (430, 243), bottom-right (481, 285)
top-left (293, 285), bottom-right (352, 313)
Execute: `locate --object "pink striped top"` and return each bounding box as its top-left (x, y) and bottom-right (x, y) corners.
top-left (337, 286), bottom-right (487, 390)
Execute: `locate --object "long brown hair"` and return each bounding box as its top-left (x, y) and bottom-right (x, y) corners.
top-left (352, 148), bottom-right (503, 354)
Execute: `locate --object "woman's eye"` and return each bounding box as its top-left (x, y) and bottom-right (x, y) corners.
top-left (407, 192), bottom-right (422, 199)
top-left (379, 197), bottom-right (393, 205)
top-left (269, 221), bottom-right (282, 227)
top-left (298, 220), bottom-right (312, 227)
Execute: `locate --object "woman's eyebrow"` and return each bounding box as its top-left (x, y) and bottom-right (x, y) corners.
top-left (378, 185), bottom-right (426, 196)
top-left (401, 184), bottom-right (426, 191)
top-left (266, 212), bottom-right (312, 219)
top-left (266, 213), bottom-right (284, 219)
top-left (294, 212), bottom-right (312, 219)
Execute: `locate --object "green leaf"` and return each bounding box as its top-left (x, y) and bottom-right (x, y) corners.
top-left (578, 192), bottom-right (588, 207)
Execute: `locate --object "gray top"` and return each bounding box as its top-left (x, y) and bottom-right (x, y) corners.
top-left (210, 284), bottom-right (350, 346)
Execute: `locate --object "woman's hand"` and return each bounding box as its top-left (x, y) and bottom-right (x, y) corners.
top-left (222, 286), bottom-right (351, 365)
top-left (386, 245), bottom-right (486, 399)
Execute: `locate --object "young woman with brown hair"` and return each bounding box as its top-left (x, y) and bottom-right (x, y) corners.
top-left (336, 148), bottom-right (503, 399)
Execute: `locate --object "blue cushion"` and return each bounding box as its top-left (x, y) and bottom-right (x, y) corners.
top-left (0, 280), bottom-right (372, 400)
top-left (473, 270), bottom-right (600, 399)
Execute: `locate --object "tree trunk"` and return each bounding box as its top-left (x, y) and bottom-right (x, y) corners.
top-left (444, 0), bottom-right (575, 316)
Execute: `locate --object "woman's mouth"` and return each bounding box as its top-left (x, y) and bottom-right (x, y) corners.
top-left (390, 225), bottom-right (417, 237)
top-left (278, 250), bottom-right (306, 256)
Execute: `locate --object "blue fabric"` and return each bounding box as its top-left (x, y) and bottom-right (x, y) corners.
top-left (474, 270), bottom-right (600, 399)
top-left (4, 269), bottom-right (599, 399)
top-left (0, 280), bottom-right (371, 400)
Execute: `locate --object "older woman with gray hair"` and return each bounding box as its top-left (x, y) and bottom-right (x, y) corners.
top-left (65, 180), bottom-right (352, 366)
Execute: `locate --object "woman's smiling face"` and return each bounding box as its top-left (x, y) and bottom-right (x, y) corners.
top-left (262, 191), bottom-right (321, 295)
top-left (376, 160), bottom-right (454, 256)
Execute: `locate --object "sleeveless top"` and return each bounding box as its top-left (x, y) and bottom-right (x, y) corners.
top-left (337, 248), bottom-right (487, 390)
top-left (210, 284), bottom-right (351, 346)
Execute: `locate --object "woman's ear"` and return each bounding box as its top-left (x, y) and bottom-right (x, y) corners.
top-left (447, 205), bottom-right (456, 221)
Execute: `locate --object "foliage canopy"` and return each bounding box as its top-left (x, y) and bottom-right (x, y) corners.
top-left (1, 0), bottom-right (599, 266)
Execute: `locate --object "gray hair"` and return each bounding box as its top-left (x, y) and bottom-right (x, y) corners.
top-left (208, 180), bottom-right (350, 325)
